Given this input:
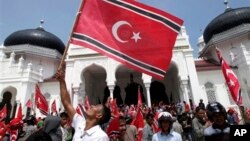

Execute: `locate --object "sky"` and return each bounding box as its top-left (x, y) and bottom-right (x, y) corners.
top-left (1, 0), bottom-right (250, 58)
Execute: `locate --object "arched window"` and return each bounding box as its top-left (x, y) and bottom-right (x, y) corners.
top-left (205, 82), bottom-right (216, 103)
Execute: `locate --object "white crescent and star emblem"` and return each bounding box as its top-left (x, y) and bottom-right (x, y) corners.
top-left (228, 79), bottom-right (235, 87)
top-left (225, 68), bottom-right (237, 78)
top-left (112, 20), bottom-right (141, 43)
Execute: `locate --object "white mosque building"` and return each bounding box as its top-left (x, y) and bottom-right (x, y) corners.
top-left (0, 5), bottom-right (250, 119)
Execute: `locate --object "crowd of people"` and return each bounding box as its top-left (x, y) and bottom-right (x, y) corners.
top-left (1, 70), bottom-right (250, 141)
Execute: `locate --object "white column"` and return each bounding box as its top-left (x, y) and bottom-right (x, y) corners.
top-left (15, 100), bottom-right (21, 118)
top-left (181, 79), bottom-right (190, 105)
top-left (108, 83), bottom-right (115, 99)
top-left (72, 83), bottom-right (80, 108)
top-left (144, 83), bottom-right (151, 108)
top-left (184, 50), bottom-right (203, 105)
top-left (142, 74), bottom-right (152, 108)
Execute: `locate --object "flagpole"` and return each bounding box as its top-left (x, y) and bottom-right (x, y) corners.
top-left (58, 0), bottom-right (86, 70)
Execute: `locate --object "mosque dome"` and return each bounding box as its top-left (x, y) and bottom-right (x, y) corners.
top-left (4, 27), bottom-right (65, 54)
top-left (203, 7), bottom-right (250, 44)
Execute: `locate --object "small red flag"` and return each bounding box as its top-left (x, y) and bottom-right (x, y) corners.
top-left (152, 112), bottom-right (160, 133)
top-left (71, 0), bottom-right (183, 79)
top-left (51, 99), bottom-right (57, 113)
top-left (25, 99), bottom-right (33, 108)
top-left (216, 48), bottom-right (242, 105)
top-left (0, 105), bottom-right (7, 120)
top-left (132, 109), bottom-right (144, 141)
top-left (110, 98), bottom-right (120, 117)
top-left (106, 117), bottom-right (120, 139)
top-left (84, 95), bottom-right (91, 110)
top-left (137, 86), bottom-right (142, 107)
top-left (35, 84), bottom-right (48, 115)
top-left (16, 104), bottom-right (22, 119)
top-left (76, 104), bottom-right (85, 116)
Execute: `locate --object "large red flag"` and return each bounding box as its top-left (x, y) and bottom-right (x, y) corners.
top-left (25, 99), bottom-right (33, 108)
top-left (71, 0), bottom-right (183, 79)
top-left (35, 84), bottom-right (49, 115)
top-left (51, 99), bottom-right (57, 113)
top-left (0, 105), bottom-right (7, 120)
top-left (216, 48), bottom-right (242, 105)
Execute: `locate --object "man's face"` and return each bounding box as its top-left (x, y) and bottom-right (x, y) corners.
top-left (197, 109), bottom-right (205, 120)
top-left (213, 112), bottom-right (225, 126)
top-left (60, 117), bottom-right (68, 127)
top-left (147, 117), bottom-right (153, 125)
top-left (161, 120), bottom-right (170, 132)
top-left (119, 119), bottom-right (126, 135)
top-left (85, 104), bottom-right (103, 120)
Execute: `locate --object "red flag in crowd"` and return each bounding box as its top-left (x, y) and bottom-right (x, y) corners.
top-left (84, 95), bottom-right (91, 110)
top-left (71, 0), bottom-right (183, 79)
top-left (137, 86), bottom-right (142, 107)
top-left (106, 117), bottom-right (120, 139)
top-left (0, 121), bottom-right (8, 141)
top-left (110, 99), bottom-right (120, 117)
top-left (9, 118), bottom-right (23, 141)
top-left (216, 48), bottom-right (242, 105)
top-left (16, 104), bottom-right (22, 119)
top-left (132, 109), bottom-right (144, 141)
top-left (35, 84), bottom-right (49, 115)
top-left (76, 104), bottom-right (85, 116)
top-left (152, 112), bottom-right (160, 133)
top-left (0, 105), bottom-right (7, 120)
top-left (51, 99), bottom-right (57, 113)
top-left (25, 99), bottom-right (33, 108)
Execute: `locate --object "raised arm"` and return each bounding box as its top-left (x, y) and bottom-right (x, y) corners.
top-left (56, 70), bottom-right (76, 120)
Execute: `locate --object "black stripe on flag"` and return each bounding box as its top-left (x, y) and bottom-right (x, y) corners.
top-left (72, 33), bottom-right (166, 77)
top-left (106, 0), bottom-right (181, 33)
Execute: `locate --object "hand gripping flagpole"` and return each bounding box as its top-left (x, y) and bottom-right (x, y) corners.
top-left (58, 0), bottom-right (86, 70)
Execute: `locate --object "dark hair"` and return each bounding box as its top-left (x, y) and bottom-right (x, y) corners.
top-left (59, 112), bottom-right (69, 118)
top-left (25, 115), bottom-right (36, 125)
top-left (195, 106), bottom-right (204, 113)
top-left (206, 102), bottom-right (227, 121)
top-left (146, 113), bottom-right (154, 120)
top-left (98, 104), bottom-right (111, 125)
top-left (26, 130), bottom-right (52, 141)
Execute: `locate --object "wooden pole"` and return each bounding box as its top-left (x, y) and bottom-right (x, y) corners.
top-left (58, 0), bottom-right (86, 70)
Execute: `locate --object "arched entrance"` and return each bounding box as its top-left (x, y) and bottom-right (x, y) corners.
top-left (82, 64), bottom-right (107, 104)
top-left (115, 65), bottom-right (146, 105)
top-left (150, 62), bottom-right (180, 105)
top-left (0, 86), bottom-right (17, 123)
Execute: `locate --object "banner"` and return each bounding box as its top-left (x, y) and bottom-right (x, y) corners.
top-left (216, 48), bottom-right (242, 105)
top-left (35, 84), bottom-right (49, 115)
top-left (71, 0), bottom-right (183, 79)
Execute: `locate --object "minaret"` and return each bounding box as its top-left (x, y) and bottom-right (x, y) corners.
top-left (39, 20), bottom-right (44, 28)
top-left (224, 0), bottom-right (231, 10)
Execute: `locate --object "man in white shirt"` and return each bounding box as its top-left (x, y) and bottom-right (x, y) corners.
top-left (152, 112), bottom-right (182, 141)
top-left (56, 69), bottom-right (109, 141)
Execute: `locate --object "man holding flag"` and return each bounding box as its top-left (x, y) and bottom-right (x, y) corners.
top-left (56, 68), bottom-right (109, 141)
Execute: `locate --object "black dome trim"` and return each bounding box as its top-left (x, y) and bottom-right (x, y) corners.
top-left (4, 27), bottom-right (65, 54)
top-left (203, 7), bottom-right (250, 43)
